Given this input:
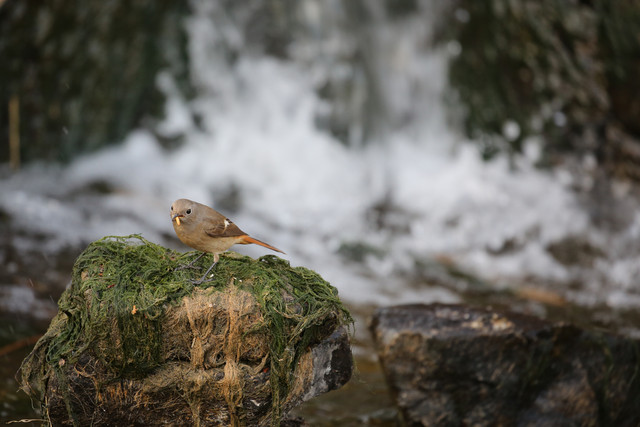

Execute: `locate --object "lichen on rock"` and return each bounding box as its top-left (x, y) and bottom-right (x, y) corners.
top-left (20, 235), bottom-right (352, 426)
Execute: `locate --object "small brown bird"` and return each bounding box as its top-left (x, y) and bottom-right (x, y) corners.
top-left (170, 198), bottom-right (284, 283)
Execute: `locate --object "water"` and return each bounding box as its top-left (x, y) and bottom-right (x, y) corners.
top-left (2, 0), bottom-right (640, 424)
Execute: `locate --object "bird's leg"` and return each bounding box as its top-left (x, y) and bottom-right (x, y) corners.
top-left (194, 261), bottom-right (217, 284)
top-left (191, 254), bottom-right (220, 285)
top-left (175, 252), bottom-right (206, 271)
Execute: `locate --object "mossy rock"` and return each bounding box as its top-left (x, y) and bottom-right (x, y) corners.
top-left (437, 0), bottom-right (640, 163)
top-left (20, 235), bottom-right (353, 426)
top-left (0, 1), bottom-right (192, 163)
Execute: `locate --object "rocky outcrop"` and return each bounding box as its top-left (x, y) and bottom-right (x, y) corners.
top-left (370, 304), bottom-right (640, 426)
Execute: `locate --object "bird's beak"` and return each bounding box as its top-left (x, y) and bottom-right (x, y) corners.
top-left (172, 213), bottom-right (183, 225)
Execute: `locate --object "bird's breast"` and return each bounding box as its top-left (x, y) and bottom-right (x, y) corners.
top-left (173, 222), bottom-right (240, 254)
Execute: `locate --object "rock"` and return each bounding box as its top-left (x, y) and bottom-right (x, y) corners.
top-left (545, 235), bottom-right (605, 267)
top-left (370, 304), bottom-right (640, 426)
top-left (20, 235), bottom-right (353, 426)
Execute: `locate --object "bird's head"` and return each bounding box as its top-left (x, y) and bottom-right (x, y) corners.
top-left (170, 199), bottom-right (197, 226)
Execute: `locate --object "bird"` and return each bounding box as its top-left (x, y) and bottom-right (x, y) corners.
top-left (170, 198), bottom-right (284, 283)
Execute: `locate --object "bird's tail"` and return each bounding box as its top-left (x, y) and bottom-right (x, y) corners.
top-left (239, 235), bottom-right (285, 254)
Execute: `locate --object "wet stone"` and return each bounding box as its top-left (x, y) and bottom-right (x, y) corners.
top-left (370, 304), bottom-right (640, 426)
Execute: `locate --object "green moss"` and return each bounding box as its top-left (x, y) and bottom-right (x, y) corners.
top-left (20, 234), bottom-right (352, 425)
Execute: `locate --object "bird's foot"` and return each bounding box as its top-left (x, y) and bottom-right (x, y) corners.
top-left (188, 260), bottom-right (218, 285)
top-left (190, 274), bottom-right (215, 285)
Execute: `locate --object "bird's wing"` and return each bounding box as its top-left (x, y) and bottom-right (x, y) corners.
top-left (204, 217), bottom-right (246, 238)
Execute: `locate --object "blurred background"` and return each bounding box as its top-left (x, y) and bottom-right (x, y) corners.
top-left (1, 0), bottom-right (640, 424)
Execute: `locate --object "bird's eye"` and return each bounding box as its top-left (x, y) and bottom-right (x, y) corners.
top-left (186, 209), bottom-right (192, 214)
top-left (170, 206), bottom-right (173, 211)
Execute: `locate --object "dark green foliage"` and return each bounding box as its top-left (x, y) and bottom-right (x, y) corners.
top-left (0, 1), bottom-right (192, 163)
top-left (436, 0), bottom-right (640, 160)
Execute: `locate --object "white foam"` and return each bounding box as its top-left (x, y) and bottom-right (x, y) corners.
top-left (1, 2), bottom-right (637, 312)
